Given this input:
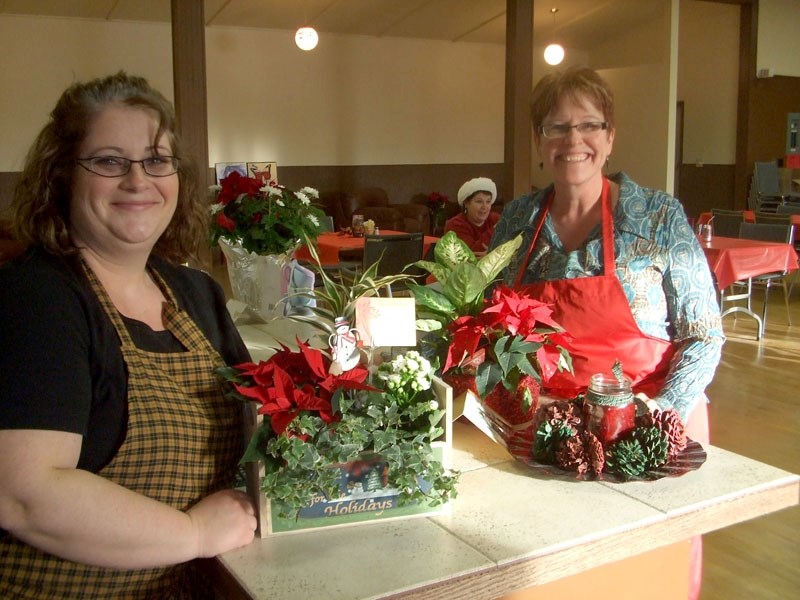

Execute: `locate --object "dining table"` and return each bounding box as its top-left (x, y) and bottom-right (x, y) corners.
top-left (697, 210), bottom-right (800, 226)
top-left (295, 230), bottom-right (439, 266)
top-left (698, 234), bottom-right (798, 338)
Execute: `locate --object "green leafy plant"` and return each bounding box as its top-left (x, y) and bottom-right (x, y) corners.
top-left (408, 231), bottom-right (523, 367)
top-left (218, 345), bottom-right (459, 520)
top-left (289, 238), bottom-right (414, 335)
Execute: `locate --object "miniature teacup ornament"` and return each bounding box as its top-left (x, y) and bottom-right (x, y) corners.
top-left (328, 316), bottom-right (362, 375)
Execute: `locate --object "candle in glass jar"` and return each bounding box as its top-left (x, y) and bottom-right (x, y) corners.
top-left (583, 374), bottom-right (636, 446)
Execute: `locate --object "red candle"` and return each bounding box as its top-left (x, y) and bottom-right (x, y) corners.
top-left (583, 374), bottom-right (636, 446)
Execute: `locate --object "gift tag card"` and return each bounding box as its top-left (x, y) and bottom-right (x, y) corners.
top-left (354, 297), bottom-right (416, 347)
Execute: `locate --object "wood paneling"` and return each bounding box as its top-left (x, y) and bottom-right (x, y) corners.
top-left (214, 163), bottom-right (510, 206)
top-left (678, 164), bottom-right (737, 218)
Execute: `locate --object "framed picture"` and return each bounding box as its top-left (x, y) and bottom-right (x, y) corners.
top-left (215, 162), bottom-right (247, 184)
top-left (247, 161), bottom-right (278, 184)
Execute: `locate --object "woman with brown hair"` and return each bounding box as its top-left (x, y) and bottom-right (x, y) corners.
top-left (0, 72), bottom-right (256, 598)
top-left (490, 66), bottom-right (724, 600)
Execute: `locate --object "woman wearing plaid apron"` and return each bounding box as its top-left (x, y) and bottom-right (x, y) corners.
top-left (0, 73), bottom-right (257, 598)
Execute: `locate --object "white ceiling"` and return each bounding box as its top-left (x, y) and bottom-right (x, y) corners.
top-left (0, 0), bottom-right (676, 51)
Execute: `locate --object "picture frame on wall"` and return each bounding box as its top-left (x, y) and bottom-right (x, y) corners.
top-left (215, 162), bottom-right (247, 183)
top-left (247, 161), bottom-right (278, 184)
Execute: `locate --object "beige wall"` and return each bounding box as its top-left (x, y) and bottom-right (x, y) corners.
top-left (205, 28), bottom-right (505, 167)
top-left (678, 0), bottom-right (740, 166)
top-left (1, 1), bottom-right (794, 200)
top-left (758, 0), bottom-right (800, 77)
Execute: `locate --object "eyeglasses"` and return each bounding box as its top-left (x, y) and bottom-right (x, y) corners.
top-left (76, 155), bottom-right (180, 178)
top-left (537, 121), bottom-right (608, 139)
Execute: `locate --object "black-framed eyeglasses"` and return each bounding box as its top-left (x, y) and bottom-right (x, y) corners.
top-left (76, 155), bottom-right (180, 178)
top-left (537, 121), bottom-right (608, 139)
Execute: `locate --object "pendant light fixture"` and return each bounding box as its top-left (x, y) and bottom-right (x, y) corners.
top-left (544, 7), bottom-right (564, 66)
top-left (295, 26), bottom-right (318, 51)
top-left (295, 1), bottom-right (318, 51)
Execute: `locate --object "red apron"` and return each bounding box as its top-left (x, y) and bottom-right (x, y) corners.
top-left (515, 177), bottom-right (675, 397)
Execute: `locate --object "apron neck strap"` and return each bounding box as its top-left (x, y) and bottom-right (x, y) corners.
top-left (514, 177), bottom-right (613, 287)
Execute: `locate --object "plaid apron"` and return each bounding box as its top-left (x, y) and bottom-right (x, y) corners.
top-left (0, 262), bottom-right (243, 599)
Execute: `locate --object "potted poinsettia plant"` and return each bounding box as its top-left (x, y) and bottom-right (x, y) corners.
top-left (217, 342), bottom-right (459, 529)
top-left (410, 232), bottom-right (573, 426)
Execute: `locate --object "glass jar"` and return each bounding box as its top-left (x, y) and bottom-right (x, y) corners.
top-left (351, 214), bottom-right (365, 237)
top-left (582, 374), bottom-right (636, 446)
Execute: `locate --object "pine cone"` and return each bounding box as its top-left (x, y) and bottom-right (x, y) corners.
top-left (583, 430), bottom-right (605, 475)
top-left (533, 419), bottom-right (574, 464)
top-left (554, 435), bottom-right (590, 475)
top-left (631, 426), bottom-right (670, 469)
top-left (534, 399), bottom-right (583, 433)
top-left (650, 408), bottom-right (688, 458)
top-left (605, 439), bottom-right (648, 479)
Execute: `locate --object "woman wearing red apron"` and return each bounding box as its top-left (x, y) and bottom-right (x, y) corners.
top-left (0, 73), bottom-right (257, 597)
top-left (491, 67), bottom-right (724, 600)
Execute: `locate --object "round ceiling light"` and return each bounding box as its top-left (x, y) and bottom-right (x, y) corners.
top-left (295, 26), bottom-right (319, 51)
top-left (544, 43), bottom-right (565, 66)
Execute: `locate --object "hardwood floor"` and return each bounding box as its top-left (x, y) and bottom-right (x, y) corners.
top-left (701, 285), bottom-right (800, 600)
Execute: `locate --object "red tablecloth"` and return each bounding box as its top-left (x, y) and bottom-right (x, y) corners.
top-left (698, 210), bottom-right (800, 227)
top-left (699, 235), bottom-right (799, 290)
top-left (295, 230), bottom-right (439, 266)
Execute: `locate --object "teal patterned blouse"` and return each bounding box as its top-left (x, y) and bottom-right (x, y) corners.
top-left (489, 172), bottom-right (724, 420)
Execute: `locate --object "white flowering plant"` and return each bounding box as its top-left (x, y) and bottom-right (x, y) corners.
top-left (218, 345), bottom-right (459, 520)
top-left (209, 171), bottom-right (326, 256)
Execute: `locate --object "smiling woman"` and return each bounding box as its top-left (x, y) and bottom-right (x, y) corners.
top-left (488, 66), bottom-right (725, 600)
top-left (0, 72), bottom-right (257, 598)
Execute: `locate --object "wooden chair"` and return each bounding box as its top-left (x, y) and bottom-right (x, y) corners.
top-left (753, 211), bottom-right (791, 225)
top-left (737, 222), bottom-right (794, 331)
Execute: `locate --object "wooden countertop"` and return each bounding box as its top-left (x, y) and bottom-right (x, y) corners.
top-left (209, 418), bottom-right (799, 599)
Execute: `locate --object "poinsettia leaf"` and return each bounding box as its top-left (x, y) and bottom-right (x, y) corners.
top-left (475, 362), bottom-right (502, 397)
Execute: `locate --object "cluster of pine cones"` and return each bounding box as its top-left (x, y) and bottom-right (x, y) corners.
top-left (532, 398), bottom-right (688, 480)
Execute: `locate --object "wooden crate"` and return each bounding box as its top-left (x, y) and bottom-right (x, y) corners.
top-left (244, 377), bottom-right (453, 537)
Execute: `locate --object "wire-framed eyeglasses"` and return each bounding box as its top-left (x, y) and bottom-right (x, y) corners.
top-left (76, 155), bottom-right (180, 178)
top-left (537, 121), bottom-right (609, 139)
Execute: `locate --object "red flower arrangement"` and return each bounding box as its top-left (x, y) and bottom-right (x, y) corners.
top-left (230, 340), bottom-right (373, 438)
top-left (442, 285), bottom-right (574, 425)
top-left (217, 341), bottom-right (459, 519)
top-left (426, 191), bottom-right (449, 234)
top-left (209, 171), bottom-right (326, 256)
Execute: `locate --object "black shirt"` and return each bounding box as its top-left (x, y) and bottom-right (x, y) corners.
top-left (0, 249), bottom-right (250, 472)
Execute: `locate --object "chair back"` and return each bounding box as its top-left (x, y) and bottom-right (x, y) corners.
top-left (362, 232), bottom-right (424, 286)
top-left (320, 214), bottom-right (335, 232)
top-left (738, 222), bottom-right (794, 244)
top-left (753, 161), bottom-right (782, 196)
top-left (751, 161), bottom-right (784, 212)
top-left (710, 208), bottom-right (745, 238)
top-left (753, 211), bottom-right (791, 225)
top-left (776, 203), bottom-right (800, 215)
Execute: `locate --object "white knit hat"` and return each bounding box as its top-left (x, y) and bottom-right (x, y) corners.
top-left (457, 177), bottom-right (497, 207)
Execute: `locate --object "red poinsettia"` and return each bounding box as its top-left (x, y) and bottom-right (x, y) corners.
top-left (443, 286), bottom-right (573, 391)
top-left (427, 191), bottom-right (448, 205)
top-left (216, 170), bottom-right (264, 206)
top-left (231, 339), bottom-right (375, 437)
